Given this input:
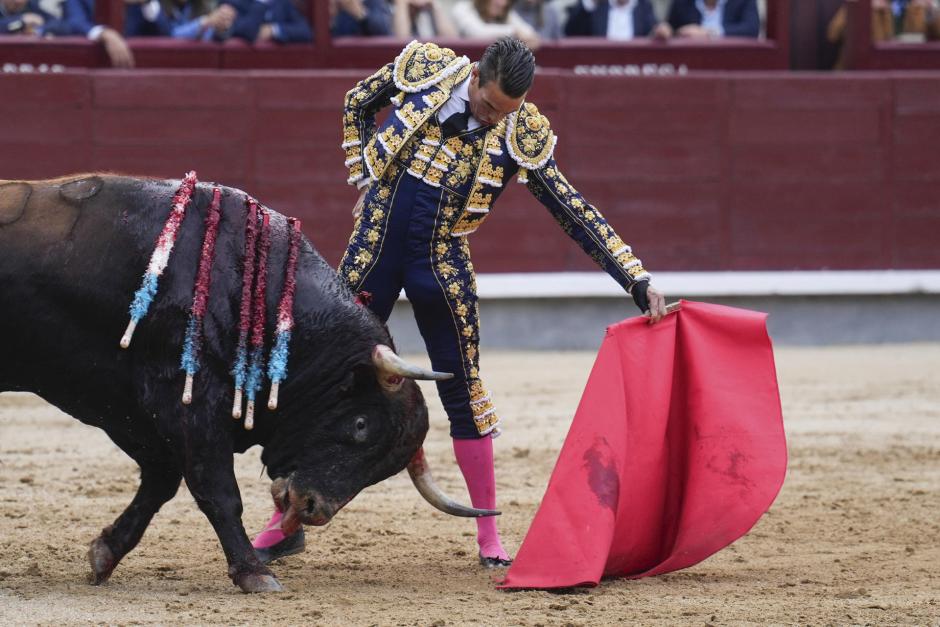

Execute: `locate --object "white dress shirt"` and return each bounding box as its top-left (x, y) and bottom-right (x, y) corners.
top-left (696, 0), bottom-right (727, 36)
top-left (579, 0), bottom-right (640, 40)
top-left (606, 0), bottom-right (639, 40)
top-left (437, 74), bottom-right (482, 132)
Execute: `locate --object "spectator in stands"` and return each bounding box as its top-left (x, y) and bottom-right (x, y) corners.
top-left (827, 0), bottom-right (893, 69)
top-left (392, 0), bottom-right (457, 38)
top-left (217, 0), bottom-right (311, 42)
top-left (1, 0), bottom-right (66, 36)
top-left (894, 0), bottom-right (940, 40)
top-left (828, 0), bottom-right (939, 57)
top-left (63, 0), bottom-right (136, 66)
top-left (664, 0), bottom-right (759, 39)
top-left (331, 0), bottom-right (391, 36)
top-left (124, 0), bottom-right (236, 40)
top-left (515, 0), bottom-right (562, 40)
top-left (564, 0), bottom-right (667, 39)
top-left (452, 0), bottom-right (540, 48)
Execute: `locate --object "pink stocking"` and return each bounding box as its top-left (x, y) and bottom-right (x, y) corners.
top-left (452, 437), bottom-right (509, 561)
top-left (252, 509), bottom-right (287, 550)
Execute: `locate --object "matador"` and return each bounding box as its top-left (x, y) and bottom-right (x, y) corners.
top-left (253, 37), bottom-right (667, 567)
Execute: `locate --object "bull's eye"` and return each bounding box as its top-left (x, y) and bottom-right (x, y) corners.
top-left (353, 416), bottom-right (368, 443)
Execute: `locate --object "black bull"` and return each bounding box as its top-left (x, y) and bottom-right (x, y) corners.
top-left (0, 174), bottom-right (492, 593)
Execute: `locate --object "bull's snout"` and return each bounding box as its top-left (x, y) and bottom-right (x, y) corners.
top-left (278, 483), bottom-right (345, 535)
top-left (270, 476), bottom-right (290, 513)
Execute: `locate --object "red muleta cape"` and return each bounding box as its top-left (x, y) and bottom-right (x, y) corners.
top-left (499, 300), bottom-right (787, 589)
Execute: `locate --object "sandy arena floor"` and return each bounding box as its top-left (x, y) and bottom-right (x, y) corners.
top-left (1, 344), bottom-right (938, 625)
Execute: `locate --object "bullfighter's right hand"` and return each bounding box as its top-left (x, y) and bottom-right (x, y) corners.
top-left (352, 184), bottom-right (370, 219)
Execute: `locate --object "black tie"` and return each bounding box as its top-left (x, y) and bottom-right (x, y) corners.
top-left (441, 101), bottom-right (471, 138)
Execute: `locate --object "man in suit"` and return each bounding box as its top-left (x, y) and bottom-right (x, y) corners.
top-left (1, 0), bottom-right (67, 36)
top-left (330, 0), bottom-right (391, 36)
top-left (665, 0), bottom-right (759, 38)
top-left (219, 0), bottom-right (312, 43)
top-left (564, 0), bottom-right (661, 39)
top-left (63, 0), bottom-right (135, 66)
top-left (252, 37), bottom-right (668, 568)
top-left (123, 0), bottom-right (236, 40)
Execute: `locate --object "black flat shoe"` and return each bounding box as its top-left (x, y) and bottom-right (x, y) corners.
top-left (479, 554), bottom-right (513, 569)
top-left (254, 527), bottom-right (305, 564)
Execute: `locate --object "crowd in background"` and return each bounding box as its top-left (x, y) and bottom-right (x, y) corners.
top-left (2, 0), bottom-right (938, 68)
top-left (827, 0), bottom-right (940, 68)
top-left (329, 0), bottom-right (765, 43)
top-left (1, 0), bottom-right (767, 54)
top-left (0, 0), bottom-right (313, 64)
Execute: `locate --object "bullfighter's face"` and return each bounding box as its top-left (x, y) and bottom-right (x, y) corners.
top-left (468, 64), bottom-right (527, 127)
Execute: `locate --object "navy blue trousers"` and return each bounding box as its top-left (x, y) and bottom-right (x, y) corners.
top-left (341, 164), bottom-right (495, 439)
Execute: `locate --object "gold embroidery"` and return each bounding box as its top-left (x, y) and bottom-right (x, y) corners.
top-left (507, 102), bottom-right (556, 170)
top-left (469, 380), bottom-right (498, 435)
top-left (342, 64), bottom-right (395, 184)
top-left (437, 261), bottom-right (456, 278)
top-left (468, 189), bottom-right (492, 209)
top-left (616, 251), bottom-right (637, 265)
top-left (378, 124), bottom-right (406, 154)
top-left (339, 168), bottom-right (400, 290)
top-left (477, 155), bottom-right (503, 187)
top-left (395, 102), bottom-right (423, 130)
top-left (536, 161), bottom-right (651, 285)
top-left (393, 41), bottom-right (470, 93)
top-left (423, 165), bottom-right (444, 187)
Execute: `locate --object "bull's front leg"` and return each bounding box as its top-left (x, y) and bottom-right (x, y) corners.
top-left (184, 452), bottom-right (283, 593)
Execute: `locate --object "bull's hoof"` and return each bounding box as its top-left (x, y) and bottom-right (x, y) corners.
top-left (88, 537), bottom-right (117, 585)
top-left (236, 573), bottom-right (283, 594)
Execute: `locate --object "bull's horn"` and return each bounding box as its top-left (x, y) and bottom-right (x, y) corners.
top-left (372, 345), bottom-right (453, 381)
top-left (407, 448), bottom-right (500, 518)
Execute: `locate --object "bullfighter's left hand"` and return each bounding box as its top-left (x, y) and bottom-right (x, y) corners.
top-left (633, 282), bottom-right (667, 324)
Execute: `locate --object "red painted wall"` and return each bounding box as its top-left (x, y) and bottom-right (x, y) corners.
top-left (1, 69), bottom-right (938, 272)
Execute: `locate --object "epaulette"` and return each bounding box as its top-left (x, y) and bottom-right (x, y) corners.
top-left (393, 41), bottom-right (470, 94)
top-left (505, 102), bottom-right (557, 170)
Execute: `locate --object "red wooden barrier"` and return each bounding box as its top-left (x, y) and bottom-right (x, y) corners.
top-left (1, 69), bottom-right (938, 272)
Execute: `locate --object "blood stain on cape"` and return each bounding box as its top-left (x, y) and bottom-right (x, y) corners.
top-left (583, 437), bottom-right (619, 512)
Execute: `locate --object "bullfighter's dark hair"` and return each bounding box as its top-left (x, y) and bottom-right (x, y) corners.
top-left (478, 37), bottom-right (535, 99)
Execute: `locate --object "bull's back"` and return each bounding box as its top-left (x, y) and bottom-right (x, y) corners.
top-left (0, 175), bottom-right (178, 417)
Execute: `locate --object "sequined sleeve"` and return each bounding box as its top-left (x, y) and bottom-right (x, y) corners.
top-left (342, 63), bottom-right (397, 186)
top-left (526, 158), bottom-right (652, 291)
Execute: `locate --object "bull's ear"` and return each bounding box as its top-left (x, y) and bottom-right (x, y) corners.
top-left (338, 370), bottom-right (357, 395)
top-left (338, 365), bottom-right (372, 395)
